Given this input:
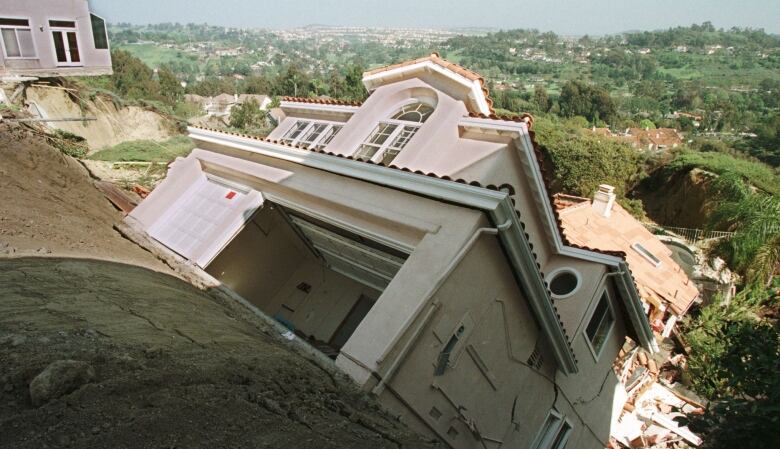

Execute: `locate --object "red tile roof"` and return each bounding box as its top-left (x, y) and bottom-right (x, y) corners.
top-left (280, 96), bottom-right (363, 107)
top-left (554, 194), bottom-right (699, 315)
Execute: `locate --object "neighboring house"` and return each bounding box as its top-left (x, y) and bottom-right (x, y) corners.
top-left (554, 189), bottom-right (700, 335)
top-left (0, 0), bottom-right (111, 78)
top-left (187, 93), bottom-right (272, 117)
top-left (588, 127), bottom-right (683, 151)
top-left (128, 54), bottom-right (658, 449)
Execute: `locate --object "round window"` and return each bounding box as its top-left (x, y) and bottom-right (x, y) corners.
top-left (548, 269), bottom-right (581, 299)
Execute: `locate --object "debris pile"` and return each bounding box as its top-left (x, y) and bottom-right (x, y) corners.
top-left (610, 342), bottom-right (705, 449)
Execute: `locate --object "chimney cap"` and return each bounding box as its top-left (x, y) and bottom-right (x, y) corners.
top-left (598, 184), bottom-right (615, 194)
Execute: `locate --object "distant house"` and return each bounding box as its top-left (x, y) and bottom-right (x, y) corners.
top-left (129, 54), bottom-right (658, 449)
top-left (185, 93), bottom-right (272, 117)
top-left (0, 0), bottom-right (111, 78)
top-left (555, 187), bottom-right (700, 334)
top-left (589, 127), bottom-right (683, 151)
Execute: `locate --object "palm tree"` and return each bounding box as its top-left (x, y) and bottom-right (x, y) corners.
top-left (709, 174), bottom-right (780, 287)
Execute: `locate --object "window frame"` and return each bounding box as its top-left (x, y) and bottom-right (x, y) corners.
top-left (631, 242), bottom-right (662, 268)
top-left (280, 119), bottom-right (343, 150)
top-left (583, 288), bottom-right (616, 362)
top-left (530, 409), bottom-right (573, 449)
top-left (0, 17), bottom-right (37, 60)
top-left (545, 267), bottom-right (582, 300)
top-left (48, 18), bottom-right (83, 67)
top-left (89, 13), bottom-right (110, 50)
top-left (354, 99), bottom-right (434, 165)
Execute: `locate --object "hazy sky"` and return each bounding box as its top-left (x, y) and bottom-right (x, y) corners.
top-left (90, 0), bottom-right (780, 35)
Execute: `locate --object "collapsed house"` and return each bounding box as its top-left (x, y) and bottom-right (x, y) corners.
top-left (0, 0), bottom-right (112, 79)
top-left (129, 54), bottom-right (670, 449)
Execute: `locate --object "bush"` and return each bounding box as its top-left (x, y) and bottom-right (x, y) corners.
top-left (88, 135), bottom-right (194, 162)
top-left (47, 130), bottom-right (88, 158)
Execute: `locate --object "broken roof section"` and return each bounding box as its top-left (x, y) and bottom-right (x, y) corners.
top-left (554, 193), bottom-right (699, 315)
top-left (362, 53), bottom-right (494, 116)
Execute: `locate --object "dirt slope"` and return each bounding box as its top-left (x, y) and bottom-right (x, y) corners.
top-left (0, 124), bottom-right (438, 448)
top-left (25, 85), bottom-right (175, 151)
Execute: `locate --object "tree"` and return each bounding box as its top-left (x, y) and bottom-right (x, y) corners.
top-left (109, 50), bottom-right (160, 101)
top-left (533, 85), bottom-right (550, 112)
top-left (558, 80), bottom-right (617, 124)
top-left (157, 66), bottom-right (183, 105)
top-left (229, 99), bottom-right (267, 131)
top-left (708, 174), bottom-right (780, 287)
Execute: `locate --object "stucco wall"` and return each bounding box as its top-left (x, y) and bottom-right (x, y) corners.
top-left (375, 234), bottom-right (627, 449)
top-left (206, 205), bottom-right (380, 343)
top-left (0, 0), bottom-right (111, 76)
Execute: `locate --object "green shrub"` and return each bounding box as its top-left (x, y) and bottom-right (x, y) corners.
top-left (88, 135), bottom-right (194, 162)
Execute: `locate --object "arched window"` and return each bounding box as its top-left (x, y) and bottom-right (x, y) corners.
top-left (355, 101), bottom-right (434, 164)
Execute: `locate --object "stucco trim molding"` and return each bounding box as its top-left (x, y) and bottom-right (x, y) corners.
top-left (188, 126), bottom-right (581, 373)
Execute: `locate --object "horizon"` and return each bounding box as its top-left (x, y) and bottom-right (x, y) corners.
top-left (90, 0), bottom-right (780, 36)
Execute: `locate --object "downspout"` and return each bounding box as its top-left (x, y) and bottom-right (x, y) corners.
top-left (371, 219), bottom-right (513, 395)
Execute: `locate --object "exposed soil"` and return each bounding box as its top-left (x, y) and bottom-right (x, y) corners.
top-left (635, 167), bottom-right (716, 229)
top-left (0, 124), bottom-right (438, 448)
top-left (24, 85), bottom-right (175, 152)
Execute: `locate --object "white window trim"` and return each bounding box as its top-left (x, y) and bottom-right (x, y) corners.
top-left (89, 13), bottom-right (110, 51)
top-left (545, 267), bottom-right (582, 300)
top-left (0, 17), bottom-right (38, 60)
top-left (530, 409), bottom-right (573, 449)
top-left (48, 18), bottom-right (83, 67)
top-left (280, 119), bottom-right (343, 150)
top-left (356, 119), bottom-right (421, 164)
top-left (631, 242), bottom-right (662, 268)
top-left (583, 287), bottom-right (616, 362)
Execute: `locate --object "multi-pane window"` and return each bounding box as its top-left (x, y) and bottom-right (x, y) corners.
top-left (585, 291), bottom-right (615, 358)
top-left (280, 120), bottom-right (342, 150)
top-left (0, 18), bottom-right (36, 59)
top-left (354, 101), bottom-right (433, 164)
top-left (532, 410), bottom-right (572, 449)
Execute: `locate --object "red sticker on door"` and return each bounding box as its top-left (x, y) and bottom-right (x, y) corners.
top-left (225, 191), bottom-right (236, 199)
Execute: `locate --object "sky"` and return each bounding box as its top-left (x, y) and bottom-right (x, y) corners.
top-left (90, 0), bottom-right (780, 35)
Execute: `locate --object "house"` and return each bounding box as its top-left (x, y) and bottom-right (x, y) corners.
top-left (0, 0), bottom-right (111, 78)
top-left (128, 53), bottom-right (658, 449)
top-left (191, 93), bottom-right (272, 117)
top-left (588, 127), bottom-right (683, 152)
top-left (625, 128), bottom-right (683, 151)
top-left (554, 189), bottom-right (700, 335)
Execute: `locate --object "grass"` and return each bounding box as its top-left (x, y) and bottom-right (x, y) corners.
top-left (89, 135), bottom-right (195, 163)
top-left (668, 150), bottom-right (780, 195)
top-left (116, 43), bottom-right (198, 69)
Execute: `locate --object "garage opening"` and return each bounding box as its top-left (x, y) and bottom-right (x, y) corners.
top-left (205, 202), bottom-right (409, 358)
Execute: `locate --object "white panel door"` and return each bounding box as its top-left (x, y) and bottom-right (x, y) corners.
top-left (149, 175), bottom-right (263, 268)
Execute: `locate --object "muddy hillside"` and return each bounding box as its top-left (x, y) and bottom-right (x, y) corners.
top-left (0, 123), bottom-right (438, 448)
top-left (634, 167), bottom-right (716, 229)
top-left (24, 84), bottom-right (176, 152)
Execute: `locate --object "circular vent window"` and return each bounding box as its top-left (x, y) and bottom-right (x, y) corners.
top-left (548, 269), bottom-right (581, 299)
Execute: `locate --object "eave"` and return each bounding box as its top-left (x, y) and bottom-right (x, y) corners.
top-left (188, 126), bottom-right (580, 374)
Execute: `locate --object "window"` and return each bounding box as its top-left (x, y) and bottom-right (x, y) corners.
top-left (532, 410), bottom-right (572, 449)
top-left (90, 14), bottom-right (109, 50)
top-left (354, 101), bottom-right (433, 164)
top-left (547, 268), bottom-right (581, 299)
top-left (49, 20), bottom-right (76, 28)
top-left (280, 120), bottom-right (343, 150)
top-left (0, 18), bottom-right (36, 59)
top-left (631, 242), bottom-right (662, 267)
top-left (585, 291), bottom-right (615, 359)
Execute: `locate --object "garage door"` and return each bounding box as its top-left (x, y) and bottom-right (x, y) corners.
top-left (149, 174), bottom-right (264, 268)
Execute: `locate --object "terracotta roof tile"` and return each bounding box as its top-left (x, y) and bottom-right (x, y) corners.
top-left (280, 96), bottom-right (362, 107)
top-left (365, 53), bottom-right (495, 115)
top-left (554, 194), bottom-right (699, 315)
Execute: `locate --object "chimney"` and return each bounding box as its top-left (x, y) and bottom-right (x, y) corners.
top-left (592, 184), bottom-right (616, 217)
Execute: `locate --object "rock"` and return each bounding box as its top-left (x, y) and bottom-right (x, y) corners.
top-left (3, 383), bottom-right (13, 393)
top-left (29, 360), bottom-right (96, 406)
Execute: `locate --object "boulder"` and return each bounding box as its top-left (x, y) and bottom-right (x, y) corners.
top-left (29, 360), bottom-right (95, 406)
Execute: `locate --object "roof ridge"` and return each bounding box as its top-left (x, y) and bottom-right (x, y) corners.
top-left (280, 96), bottom-right (363, 107)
